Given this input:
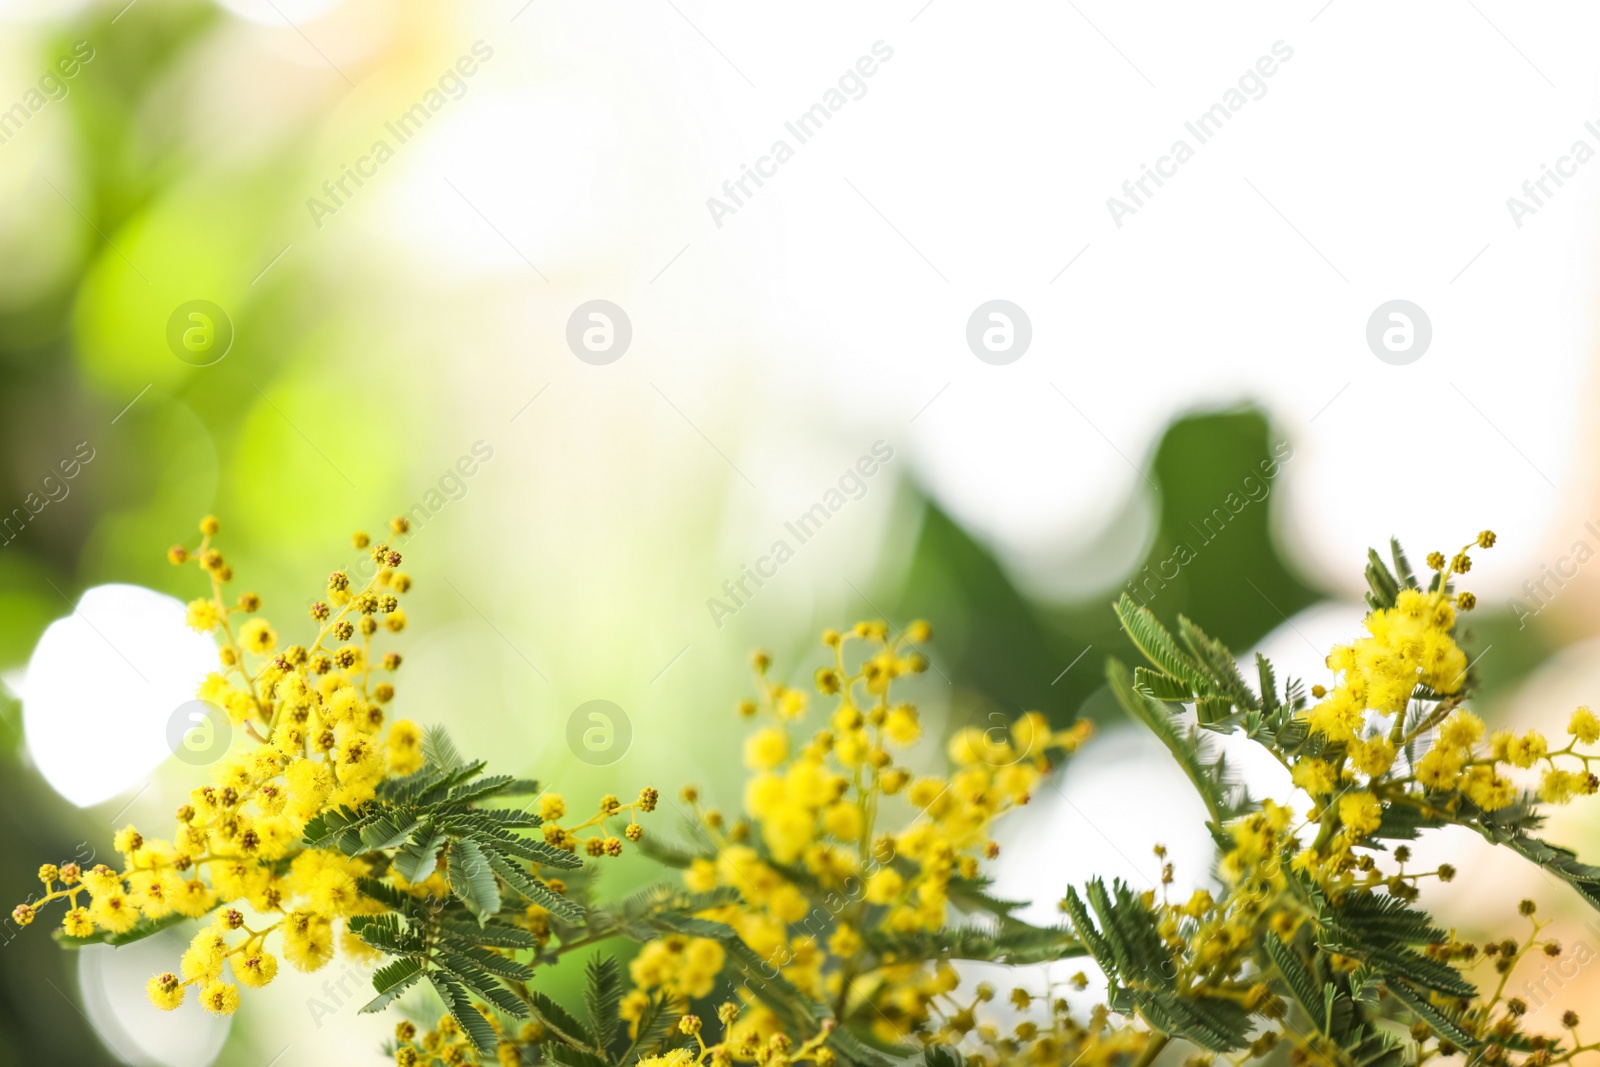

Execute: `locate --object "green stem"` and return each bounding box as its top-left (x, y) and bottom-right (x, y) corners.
top-left (1132, 1032), bottom-right (1171, 1067)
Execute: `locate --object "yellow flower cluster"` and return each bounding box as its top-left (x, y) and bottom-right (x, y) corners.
top-left (1275, 532), bottom-right (1600, 884)
top-left (41, 518), bottom-right (1600, 1067)
top-left (1073, 530), bottom-right (1600, 1067)
top-left (10, 517), bottom-right (645, 1026)
top-left (393, 1015), bottom-right (542, 1067)
top-left (12, 518), bottom-right (422, 1014)
top-left (657, 621), bottom-right (1091, 1053)
top-left (148, 519), bottom-right (409, 1011)
top-left (634, 1006), bottom-right (838, 1067)
top-left (538, 788), bottom-right (657, 861)
top-left (1308, 585), bottom-right (1467, 746)
top-left (14, 521), bottom-right (1126, 1067)
top-left (627, 935), bottom-right (726, 1003)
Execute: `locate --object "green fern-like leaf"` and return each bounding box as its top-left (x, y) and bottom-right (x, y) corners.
top-left (464, 825), bottom-right (583, 871)
top-left (545, 1045), bottom-right (610, 1067)
top-left (360, 957), bottom-right (426, 1014)
top-left (620, 990), bottom-right (677, 1064)
top-left (1364, 547), bottom-right (1401, 610)
top-left (429, 971), bottom-right (498, 1054)
top-left (1134, 666), bottom-right (1193, 702)
top-left (1114, 595), bottom-right (1207, 688)
top-left (1491, 832), bottom-right (1600, 913)
top-left (1106, 658), bottom-right (1249, 830)
top-left (447, 839), bottom-right (502, 922)
top-left (481, 847), bottom-right (584, 923)
top-left (1385, 982), bottom-right (1480, 1049)
top-left (1257, 654), bottom-right (1281, 718)
top-left (1262, 934), bottom-right (1321, 1023)
top-left (1177, 615), bottom-right (1260, 714)
top-left (434, 949), bottom-right (528, 1017)
top-left (1064, 879), bottom-right (1250, 1053)
top-left (526, 989), bottom-right (601, 1053)
top-left (422, 726), bottom-right (465, 771)
top-left (437, 918), bottom-right (536, 949)
top-left (583, 954), bottom-right (623, 1052)
top-left (392, 824), bottom-right (448, 884)
top-left (1390, 537), bottom-right (1419, 591)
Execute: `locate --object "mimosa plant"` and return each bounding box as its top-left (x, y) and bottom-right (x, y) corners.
top-left (12, 523), bottom-right (1600, 1067)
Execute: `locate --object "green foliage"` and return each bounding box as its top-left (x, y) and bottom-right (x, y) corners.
top-left (1114, 594), bottom-right (1308, 751)
top-left (297, 732), bottom-right (583, 1053)
top-left (583, 954), bottom-right (624, 1052)
top-left (1093, 542), bottom-right (1600, 1062)
top-left (1061, 879), bottom-right (1251, 1052)
top-left (632, 840), bottom-right (1083, 1065)
top-left (1108, 655), bottom-right (1248, 833)
top-left (862, 921), bottom-right (1081, 967)
top-left (1306, 876), bottom-right (1477, 1013)
top-left (1479, 823), bottom-right (1600, 913)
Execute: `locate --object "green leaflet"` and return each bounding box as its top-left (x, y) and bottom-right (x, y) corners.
top-left (944, 875), bottom-right (1030, 920)
top-left (434, 949), bottom-right (528, 1016)
top-left (444, 774), bottom-right (518, 808)
top-left (1114, 595), bottom-right (1208, 689)
top-left (360, 957), bottom-right (425, 1014)
top-left (863, 922), bottom-right (1085, 967)
top-left (1317, 936), bottom-right (1476, 1000)
top-left (359, 814), bottom-right (423, 851)
top-left (1134, 665), bottom-right (1193, 702)
top-left (481, 847), bottom-right (584, 923)
top-left (442, 940), bottom-right (535, 982)
top-left (436, 917), bottom-right (536, 949)
top-left (1263, 934), bottom-right (1321, 1023)
top-left (349, 914), bottom-right (426, 955)
top-left (1322, 889), bottom-right (1447, 945)
top-left (447, 838), bottom-right (502, 922)
top-left (1492, 831), bottom-right (1600, 913)
top-left (304, 731), bottom-right (601, 1047)
top-left (1390, 538), bottom-right (1420, 592)
top-left (429, 971), bottom-right (499, 1054)
top-left (583, 954), bottom-right (623, 1052)
top-left (545, 1045), bottom-right (611, 1067)
top-left (1176, 614), bottom-right (1260, 713)
top-left (392, 824), bottom-right (448, 884)
top-left (1385, 982), bottom-right (1480, 1049)
top-left (526, 988), bottom-right (601, 1053)
top-left (1106, 657), bottom-right (1248, 830)
top-left (1365, 547), bottom-right (1402, 611)
top-left (1063, 879), bottom-right (1251, 1053)
top-left (1316, 889), bottom-right (1476, 1001)
top-left (1257, 653), bottom-right (1280, 717)
top-left (619, 991), bottom-right (676, 1064)
top-left (421, 726), bottom-right (465, 771)
top-left (462, 822), bottom-right (583, 870)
